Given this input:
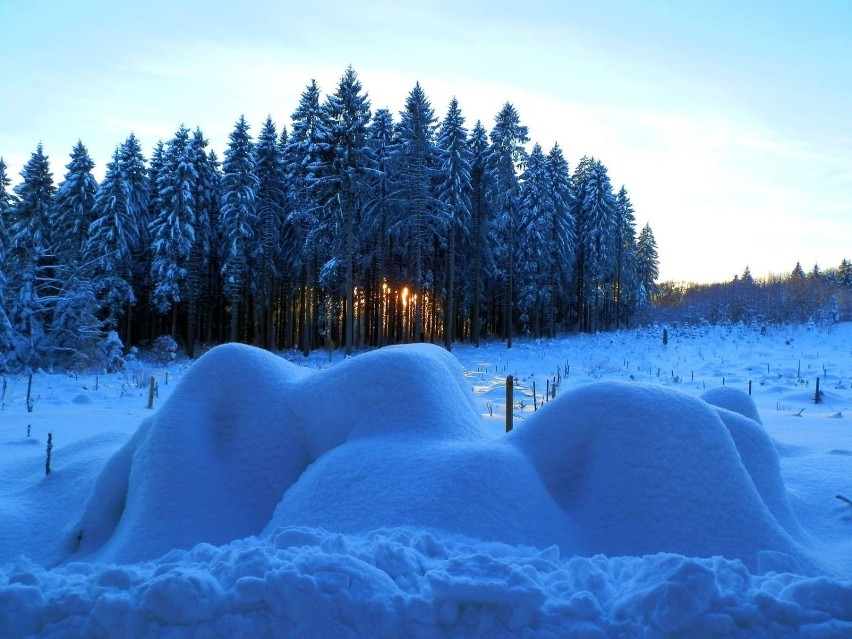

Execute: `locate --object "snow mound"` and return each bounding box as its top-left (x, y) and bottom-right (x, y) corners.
top-left (509, 381), bottom-right (816, 572)
top-left (702, 385), bottom-right (763, 423)
top-left (72, 343), bottom-right (485, 563)
top-left (70, 344), bottom-right (820, 574)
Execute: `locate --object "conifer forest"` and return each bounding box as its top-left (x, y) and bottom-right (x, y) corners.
top-left (0, 65), bottom-right (676, 372)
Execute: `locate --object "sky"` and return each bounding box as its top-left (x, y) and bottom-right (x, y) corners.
top-left (1, 0), bottom-right (850, 284)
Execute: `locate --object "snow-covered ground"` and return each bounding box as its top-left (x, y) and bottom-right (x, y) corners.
top-left (1, 322), bottom-right (851, 638)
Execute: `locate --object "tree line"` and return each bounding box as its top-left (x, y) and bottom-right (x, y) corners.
top-left (653, 262), bottom-right (852, 327)
top-left (0, 67), bottom-right (659, 372)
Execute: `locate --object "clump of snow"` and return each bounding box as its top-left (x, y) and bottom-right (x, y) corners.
top-left (3, 529), bottom-right (852, 639)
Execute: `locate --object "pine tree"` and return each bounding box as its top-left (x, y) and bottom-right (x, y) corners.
top-left (436, 97), bottom-right (472, 349)
top-left (85, 147), bottom-right (137, 329)
top-left (573, 157), bottom-right (617, 331)
top-left (0, 158), bottom-right (15, 252)
top-left (117, 133), bottom-right (149, 252)
top-left (149, 126), bottom-right (197, 334)
top-left (468, 120), bottom-right (490, 346)
top-left (545, 143), bottom-right (576, 336)
top-left (635, 222), bottom-right (659, 306)
top-left (11, 144), bottom-right (56, 262)
top-left (183, 128), bottom-right (218, 356)
top-left (51, 141), bottom-right (98, 266)
top-left (364, 107), bottom-right (395, 347)
top-left (8, 145), bottom-right (55, 369)
top-left (391, 82), bottom-right (438, 343)
top-left (285, 79), bottom-right (324, 355)
top-left (252, 115), bottom-right (287, 348)
top-left (614, 185), bottom-right (638, 328)
top-left (0, 159), bottom-right (17, 367)
top-left (312, 66), bottom-right (373, 354)
top-left (486, 103), bottom-right (528, 347)
top-left (219, 115), bottom-right (258, 342)
top-left (517, 143), bottom-right (551, 336)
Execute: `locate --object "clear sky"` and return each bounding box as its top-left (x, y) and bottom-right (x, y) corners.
top-left (1, 0), bottom-right (850, 284)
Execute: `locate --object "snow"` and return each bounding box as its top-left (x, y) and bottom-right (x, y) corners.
top-left (1, 322), bottom-right (852, 637)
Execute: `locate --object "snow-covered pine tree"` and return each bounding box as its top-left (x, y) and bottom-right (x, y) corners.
top-left (8, 144), bottom-right (56, 369)
top-left (11, 144), bottom-right (56, 263)
top-left (252, 116), bottom-right (287, 348)
top-left (149, 126), bottom-right (197, 336)
top-left (219, 115), bottom-right (258, 343)
top-left (436, 97), bottom-right (472, 350)
top-left (311, 67), bottom-right (373, 355)
top-left (390, 82), bottom-right (438, 344)
top-left (468, 120), bottom-right (490, 347)
top-left (0, 158), bottom-right (17, 367)
top-left (614, 185), bottom-right (638, 328)
top-left (635, 222), bottom-right (659, 307)
top-left (117, 133), bottom-right (149, 252)
top-left (545, 143), bottom-right (576, 337)
top-left (517, 143), bottom-right (551, 337)
top-left (0, 158), bottom-right (15, 250)
top-left (85, 147), bottom-right (137, 332)
top-left (183, 128), bottom-right (218, 357)
top-left (51, 141), bottom-right (98, 267)
top-left (573, 157), bottom-right (617, 332)
top-left (364, 107), bottom-right (395, 347)
top-left (285, 79), bottom-right (324, 355)
top-left (486, 103), bottom-right (528, 348)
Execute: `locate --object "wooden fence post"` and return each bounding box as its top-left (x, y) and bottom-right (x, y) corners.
top-left (506, 375), bottom-right (514, 433)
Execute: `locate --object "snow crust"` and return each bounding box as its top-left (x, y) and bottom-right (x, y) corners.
top-left (2, 324), bottom-right (852, 637)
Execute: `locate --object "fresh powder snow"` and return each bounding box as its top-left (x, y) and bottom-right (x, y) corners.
top-left (1, 323), bottom-right (851, 637)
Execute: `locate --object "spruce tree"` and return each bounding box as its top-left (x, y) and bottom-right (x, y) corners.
top-left (517, 143), bottom-right (551, 336)
top-left (391, 82), bottom-right (438, 343)
top-left (486, 103), bottom-right (528, 347)
top-left (468, 120), bottom-right (490, 346)
top-left (312, 67), bottom-right (373, 354)
top-left (9, 145), bottom-right (55, 369)
top-left (86, 147), bottom-right (137, 330)
top-left (545, 143), bottom-right (576, 336)
top-left (614, 185), bottom-right (638, 328)
top-left (436, 97), bottom-right (472, 349)
top-left (285, 79), bottom-right (324, 355)
top-left (253, 116), bottom-right (287, 347)
top-left (184, 128), bottom-right (218, 356)
top-left (365, 107), bottom-right (395, 347)
top-left (0, 159), bottom-right (16, 367)
top-left (219, 115), bottom-right (258, 342)
top-left (117, 133), bottom-right (149, 252)
top-left (51, 141), bottom-right (98, 266)
top-left (149, 126), bottom-right (197, 336)
top-left (635, 222), bottom-right (659, 307)
top-left (573, 157), bottom-right (617, 331)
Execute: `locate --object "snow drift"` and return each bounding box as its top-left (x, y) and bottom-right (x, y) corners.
top-left (73, 342), bottom-right (815, 574)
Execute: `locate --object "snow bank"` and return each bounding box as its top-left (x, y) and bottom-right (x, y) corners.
top-left (3, 527), bottom-right (851, 639)
top-left (71, 343), bottom-right (818, 575)
top-left (510, 381), bottom-right (817, 573)
top-left (72, 343), bottom-right (487, 563)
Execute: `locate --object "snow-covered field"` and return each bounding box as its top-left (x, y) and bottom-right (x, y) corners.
top-left (1, 322), bottom-right (851, 638)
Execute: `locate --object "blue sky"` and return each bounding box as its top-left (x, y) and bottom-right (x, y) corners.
top-left (1, 0), bottom-right (850, 283)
